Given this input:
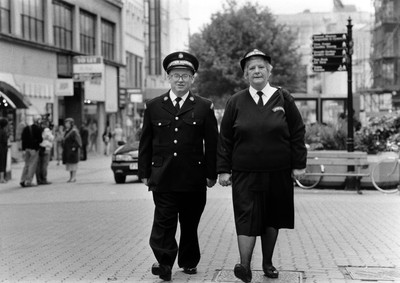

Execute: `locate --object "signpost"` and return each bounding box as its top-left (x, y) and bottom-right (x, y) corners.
top-left (312, 18), bottom-right (355, 191)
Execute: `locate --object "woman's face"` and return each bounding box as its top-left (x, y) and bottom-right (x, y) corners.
top-left (65, 121), bottom-right (71, 129)
top-left (244, 57), bottom-right (271, 90)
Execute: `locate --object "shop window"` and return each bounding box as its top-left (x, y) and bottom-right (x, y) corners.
top-left (80, 10), bottom-right (96, 55)
top-left (0, 0), bottom-right (10, 34)
top-left (53, 0), bottom-right (73, 50)
top-left (20, 0), bottom-right (44, 42)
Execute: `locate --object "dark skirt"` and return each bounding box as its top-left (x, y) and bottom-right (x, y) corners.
top-left (231, 170), bottom-right (294, 236)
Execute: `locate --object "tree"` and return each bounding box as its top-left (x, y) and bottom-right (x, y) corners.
top-left (189, 0), bottom-right (305, 108)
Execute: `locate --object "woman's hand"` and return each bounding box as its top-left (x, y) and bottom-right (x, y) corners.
top-left (292, 168), bottom-right (306, 179)
top-left (218, 173), bottom-right (232, 186)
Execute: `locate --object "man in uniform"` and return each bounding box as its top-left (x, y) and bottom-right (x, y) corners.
top-left (138, 51), bottom-right (218, 281)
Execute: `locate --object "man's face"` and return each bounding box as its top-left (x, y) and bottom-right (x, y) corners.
top-left (168, 68), bottom-right (194, 96)
top-left (244, 57), bottom-right (271, 90)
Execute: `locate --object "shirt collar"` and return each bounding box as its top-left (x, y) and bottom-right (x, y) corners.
top-left (169, 90), bottom-right (189, 103)
top-left (249, 83), bottom-right (278, 99)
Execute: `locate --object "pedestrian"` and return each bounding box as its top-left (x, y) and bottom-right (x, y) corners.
top-left (217, 49), bottom-right (307, 282)
top-left (36, 120), bottom-right (54, 185)
top-left (138, 51), bottom-right (218, 281)
top-left (102, 126), bottom-right (112, 155)
top-left (20, 116), bottom-right (43, 187)
top-left (62, 118), bottom-right (82, 182)
top-left (112, 123), bottom-right (123, 150)
top-left (88, 122), bottom-right (98, 152)
top-left (54, 125), bottom-right (64, 165)
top-left (0, 117), bottom-right (9, 183)
top-left (80, 123), bottom-right (89, 161)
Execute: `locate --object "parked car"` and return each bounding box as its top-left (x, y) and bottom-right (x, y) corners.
top-left (111, 141), bottom-right (139, 183)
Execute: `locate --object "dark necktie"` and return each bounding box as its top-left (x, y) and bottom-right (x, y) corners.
top-left (257, 91), bottom-right (264, 107)
top-left (175, 97), bottom-right (182, 113)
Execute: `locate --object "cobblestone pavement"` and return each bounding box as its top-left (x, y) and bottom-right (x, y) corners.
top-left (0, 154), bottom-right (399, 283)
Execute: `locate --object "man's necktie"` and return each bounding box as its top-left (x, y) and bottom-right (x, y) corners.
top-left (257, 91), bottom-right (264, 107)
top-left (175, 97), bottom-right (182, 113)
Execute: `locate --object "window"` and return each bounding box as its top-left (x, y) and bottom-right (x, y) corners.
top-left (0, 0), bottom-right (10, 33)
top-left (20, 0), bottom-right (44, 42)
top-left (53, 1), bottom-right (73, 50)
top-left (148, 0), bottom-right (161, 75)
top-left (126, 52), bottom-right (143, 88)
top-left (101, 19), bottom-right (115, 60)
top-left (57, 54), bottom-right (73, 77)
top-left (80, 10), bottom-right (96, 55)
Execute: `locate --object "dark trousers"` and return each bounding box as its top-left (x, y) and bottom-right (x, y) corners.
top-left (150, 191), bottom-right (206, 268)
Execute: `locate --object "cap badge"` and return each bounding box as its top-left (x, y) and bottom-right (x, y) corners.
top-left (178, 53), bottom-right (184, 59)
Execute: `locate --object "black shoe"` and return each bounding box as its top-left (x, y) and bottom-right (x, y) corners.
top-left (182, 267), bottom-right (197, 274)
top-left (263, 265), bottom-right (279, 278)
top-left (41, 181), bottom-right (52, 185)
top-left (151, 262), bottom-right (172, 281)
top-left (234, 264), bottom-right (252, 283)
top-left (20, 182), bottom-right (25, 187)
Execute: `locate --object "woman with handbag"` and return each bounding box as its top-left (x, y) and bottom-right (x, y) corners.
top-left (62, 118), bottom-right (82, 182)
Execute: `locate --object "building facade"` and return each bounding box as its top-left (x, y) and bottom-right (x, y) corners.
top-left (367, 0), bottom-right (400, 113)
top-left (276, 2), bottom-right (373, 125)
top-left (0, 0), bottom-right (190, 159)
top-left (0, 0), bottom-right (124, 156)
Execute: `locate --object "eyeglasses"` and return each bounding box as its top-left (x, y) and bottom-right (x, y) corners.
top-left (169, 73), bottom-right (193, 81)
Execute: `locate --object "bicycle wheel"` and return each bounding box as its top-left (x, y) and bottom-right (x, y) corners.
top-left (295, 164), bottom-right (324, 189)
top-left (371, 157), bottom-right (399, 194)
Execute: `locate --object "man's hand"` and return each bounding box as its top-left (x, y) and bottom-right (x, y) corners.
top-left (218, 173), bottom-right (232, 186)
top-left (292, 168), bottom-right (306, 179)
top-left (141, 178), bottom-right (149, 186)
top-left (206, 178), bottom-right (216, 188)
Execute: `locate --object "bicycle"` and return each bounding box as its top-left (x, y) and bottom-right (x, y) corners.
top-left (370, 142), bottom-right (400, 194)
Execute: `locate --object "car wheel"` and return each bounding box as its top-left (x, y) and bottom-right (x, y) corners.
top-left (114, 173), bottom-right (126, 184)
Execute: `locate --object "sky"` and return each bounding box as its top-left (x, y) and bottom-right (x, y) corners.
top-left (189, 0), bottom-right (375, 34)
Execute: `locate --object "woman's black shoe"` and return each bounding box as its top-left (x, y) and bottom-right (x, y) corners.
top-left (263, 265), bottom-right (279, 278)
top-left (234, 264), bottom-right (252, 283)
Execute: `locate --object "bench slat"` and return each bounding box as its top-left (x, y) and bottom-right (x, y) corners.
top-left (307, 159), bottom-right (369, 166)
top-left (304, 172), bottom-right (370, 177)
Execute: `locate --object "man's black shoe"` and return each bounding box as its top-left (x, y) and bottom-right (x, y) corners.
top-left (182, 267), bottom-right (197, 274)
top-left (20, 182), bottom-right (25, 187)
top-left (151, 262), bottom-right (171, 281)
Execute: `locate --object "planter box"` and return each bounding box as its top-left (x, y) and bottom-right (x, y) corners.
top-left (301, 151), bottom-right (399, 190)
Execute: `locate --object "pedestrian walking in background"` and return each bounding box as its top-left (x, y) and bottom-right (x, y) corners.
top-left (36, 121), bottom-right (54, 185)
top-left (54, 125), bottom-right (64, 165)
top-left (0, 117), bottom-right (9, 183)
top-left (102, 126), bottom-right (112, 156)
top-left (138, 51), bottom-right (218, 281)
top-left (80, 123), bottom-right (89, 161)
top-left (20, 117), bottom-right (43, 187)
top-left (112, 123), bottom-right (123, 150)
top-left (217, 49), bottom-right (307, 282)
top-left (62, 118), bottom-right (82, 182)
top-left (88, 122), bottom-right (98, 152)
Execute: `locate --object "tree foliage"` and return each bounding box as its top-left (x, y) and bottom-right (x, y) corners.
top-left (189, 0), bottom-right (305, 107)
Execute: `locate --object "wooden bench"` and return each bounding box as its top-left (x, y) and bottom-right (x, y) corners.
top-left (296, 150), bottom-right (370, 193)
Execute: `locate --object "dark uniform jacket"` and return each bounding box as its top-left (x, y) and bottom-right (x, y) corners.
top-left (139, 91), bottom-right (218, 192)
top-left (21, 124), bottom-right (43, 151)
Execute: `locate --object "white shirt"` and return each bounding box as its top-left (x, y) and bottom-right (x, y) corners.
top-left (249, 83), bottom-right (278, 106)
top-left (169, 90), bottom-right (189, 108)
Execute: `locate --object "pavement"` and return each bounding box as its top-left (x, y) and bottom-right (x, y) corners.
top-left (0, 153), bottom-right (400, 283)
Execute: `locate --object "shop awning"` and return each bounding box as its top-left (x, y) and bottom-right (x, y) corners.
top-left (0, 81), bottom-right (30, 109)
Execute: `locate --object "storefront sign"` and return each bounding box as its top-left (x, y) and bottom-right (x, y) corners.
top-left (55, 79), bottom-right (73, 96)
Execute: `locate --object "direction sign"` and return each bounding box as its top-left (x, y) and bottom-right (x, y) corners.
top-left (313, 49), bottom-right (346, 57)
top-left (312, 33), bottom-right (347, 42)
top-left (313, 56), bottom-right (346, 65)
top-left (312, 41), bottom-right (347, 49)
top-left (313, 64), bottom-right (347, 72)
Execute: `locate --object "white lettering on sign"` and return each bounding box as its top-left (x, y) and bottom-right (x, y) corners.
top-left (73, 56), bottom-right (103, 64)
